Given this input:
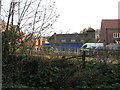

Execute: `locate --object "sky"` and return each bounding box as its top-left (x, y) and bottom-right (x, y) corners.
top-left (53, 0), bottom-right (120, 34)
top-left (1, 0), bottom-right (120, 35)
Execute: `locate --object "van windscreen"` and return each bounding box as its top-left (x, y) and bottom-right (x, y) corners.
top-left (83, 45), bottom-right (87, 48)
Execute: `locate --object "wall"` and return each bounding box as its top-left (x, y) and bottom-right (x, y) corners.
top-left (49, 31), bottom-right (95, 44)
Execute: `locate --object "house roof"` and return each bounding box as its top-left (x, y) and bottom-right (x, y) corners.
top-left (0, 18), bottom-right (7, 30)
top-left (87, 29), bottom-right (95, 32)
top-left (48, 33), bottom-right (88, 41)
top-left (86, 27), bottom-right (95, 32)
top-left (101, 19), bottom-right (120, 28)
top-left (54, 33), bottom-right (86, 38)
top-left (0, 18), bottom-right (7, 24)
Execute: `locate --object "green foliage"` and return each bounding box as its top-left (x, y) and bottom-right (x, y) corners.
top-left (3, 83), bottom-right (29, 89)
top-left (88, 27), bottom-right (94, 31)
top-left (2, 83), bottom-right (56, 89)
top-left (39, 66), bottom-right (61, 86)
top-left (75, 83), bottom-right (120, 89)
top-left (80, 28), bottom-right (87, 34)
top-left (80, 39), bottom-right (92, 44)
top-left (2, 56), bottom-right (120, 89)
top-left (80, 27), bottom-right (94, 34)
top-left (2, 27), bottom-right (24, 61)
top-left (71, 61), bottom-right (120, 88)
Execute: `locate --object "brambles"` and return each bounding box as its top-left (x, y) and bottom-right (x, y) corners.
top-left (2, 56), bottom-right (120, 89)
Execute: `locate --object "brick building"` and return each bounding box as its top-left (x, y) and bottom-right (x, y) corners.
top-left (48, 30), bottom-right (95, 44)
top-left (100, 19), bottom-right (120, 45)
top-left (0, 18), bottom-right (7, 31)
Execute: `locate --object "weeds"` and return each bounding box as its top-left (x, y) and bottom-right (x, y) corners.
top-left (2, 56), bottom-right (120, 89)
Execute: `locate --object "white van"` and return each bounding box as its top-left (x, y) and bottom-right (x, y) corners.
top-left (81, 43), bottom-right (104, 49)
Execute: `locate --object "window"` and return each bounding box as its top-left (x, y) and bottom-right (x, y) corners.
top-left (61, 40), bottom-right (66, 42)
top-left (113, 33), bottom-right (120, 38)
top-left (71, 40), bottom-right (76, 42)
top-left (117, 41), bottom-right (120, 44)
top-left (115, 40), bottom-right (120, 44)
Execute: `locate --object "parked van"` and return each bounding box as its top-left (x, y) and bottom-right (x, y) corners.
top-left (81, 43), bottom-right (104, 49)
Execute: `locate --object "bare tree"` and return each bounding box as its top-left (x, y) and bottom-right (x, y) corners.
top-left (2, 0), bottom-right (59, 60)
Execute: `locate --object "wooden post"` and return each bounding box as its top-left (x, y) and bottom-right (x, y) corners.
top-left (82, 51), bottom-right (86, 68)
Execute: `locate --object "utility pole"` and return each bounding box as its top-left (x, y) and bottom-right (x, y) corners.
top-left (0, 0), bottom-right (1, 16)
top-left (0, 1), bottom-right (2, 90)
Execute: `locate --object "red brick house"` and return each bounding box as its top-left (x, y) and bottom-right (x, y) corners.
top-left (100, 19), bottom-right (120, 45)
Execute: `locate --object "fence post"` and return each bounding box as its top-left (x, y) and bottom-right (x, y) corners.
top-left (82, 51), bottom-right (86, 68)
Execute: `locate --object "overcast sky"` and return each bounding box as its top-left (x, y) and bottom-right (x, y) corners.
top-left (53, 0), bottom-right (120, 34)
top-left (1, 0), bottom-right (120, 35)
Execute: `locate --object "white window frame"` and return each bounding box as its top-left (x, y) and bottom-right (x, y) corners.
top-left (116, 40), bottom-right (120, 44)
top-left (61, 40), bottom-right (66, 42)
top-left (71, 40), bottom-right (76, 43)
top-left (117, 41), bottom-right (120, 44)
top-left (113, 33), bottom-right (120, 38)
